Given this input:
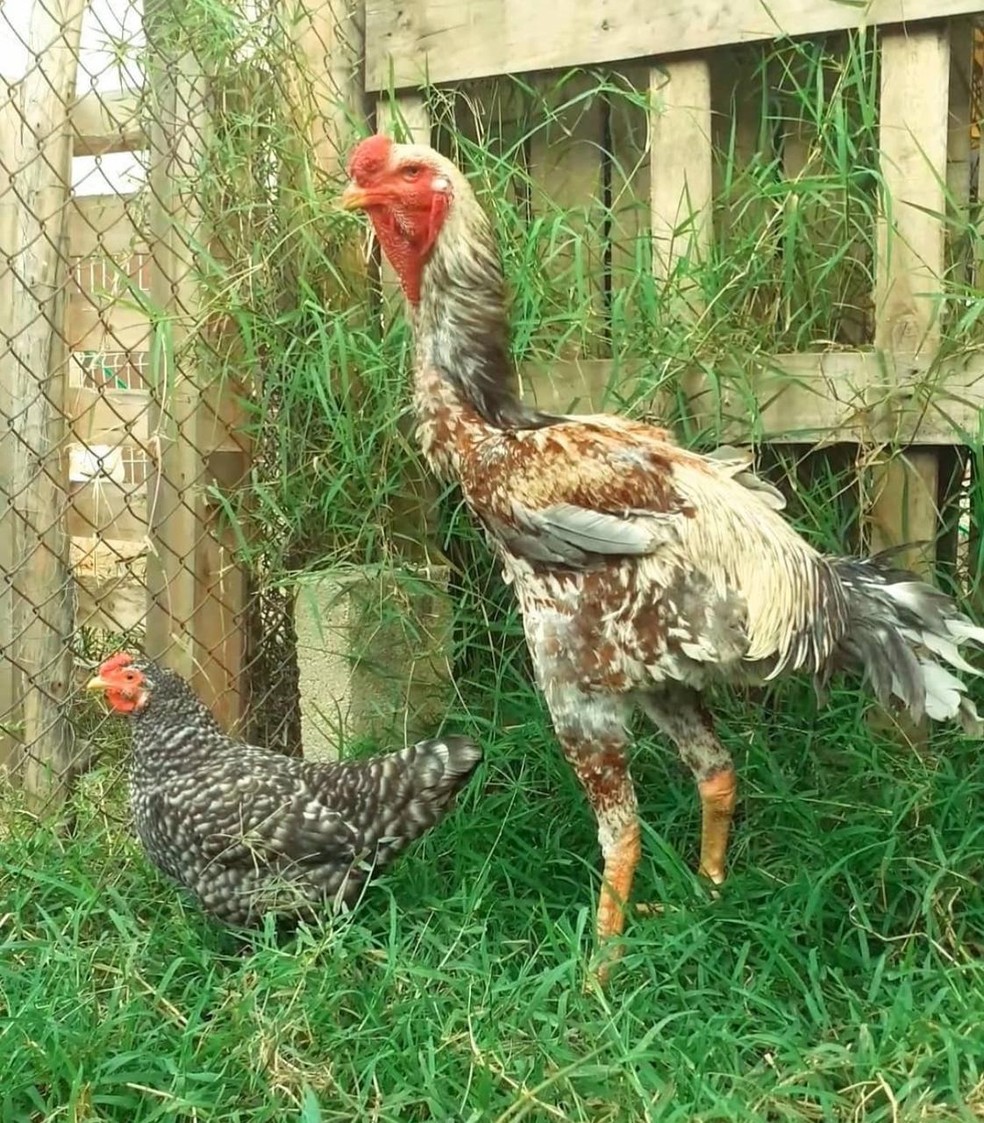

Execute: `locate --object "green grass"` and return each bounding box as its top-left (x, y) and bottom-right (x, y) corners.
top-left (4, 682), bottom-right (984, 1121)
top-left (14, 5), bottom-right (984, 1119)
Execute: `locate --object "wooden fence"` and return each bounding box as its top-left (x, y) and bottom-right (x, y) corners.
top-left (363, 0), bottom-right (984, 576)
top-left (2, 0), bottom-right (984, 802)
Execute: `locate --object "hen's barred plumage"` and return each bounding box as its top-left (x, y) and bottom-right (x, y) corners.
top-left (341, 134), bottom-right (984, 977)
top-left (88, 652), bottom-right (482, 926)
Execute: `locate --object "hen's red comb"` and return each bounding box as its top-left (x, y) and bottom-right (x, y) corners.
top-left (347, 134), bottom-right (394, 185)
top-left (99, 651), bottom-right (134, 675)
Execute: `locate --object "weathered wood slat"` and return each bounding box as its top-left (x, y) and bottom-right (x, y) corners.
top-left (143, 7), bottom-right (209, 689)
top-left (649, 59), bottom-right (712, 315)
top-left (71, 89), bottom-right (144, 156)
top-left (869, 27), bottom-right (951, 579)
top-left (0, 0), bottom-right (87, 803)
top-left (520, 351), bottom-right (984, 445)
top-left (364, 0), bottom-right (984, 91)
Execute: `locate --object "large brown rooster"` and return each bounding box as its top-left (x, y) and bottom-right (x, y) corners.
top-left (87, 651), bottom-right (482, 926)
top-left (340, 134), bottom-right (984, 967)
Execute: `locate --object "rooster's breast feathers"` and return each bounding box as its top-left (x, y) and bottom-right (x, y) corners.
top-left (456, 415), bottom-right (846, 675)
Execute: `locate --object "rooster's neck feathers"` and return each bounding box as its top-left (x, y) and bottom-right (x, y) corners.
top-left (414, 183), bottom-right (555, 431)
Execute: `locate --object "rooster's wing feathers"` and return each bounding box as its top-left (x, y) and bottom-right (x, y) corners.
top-left (465, 417), bottom-right (844, 673)
top-left (468, 422), bottom-right (689, 563)
top-left (467, 419), bottom-right (779, 567)
top-left (499, 500), bottom-right (681, 567)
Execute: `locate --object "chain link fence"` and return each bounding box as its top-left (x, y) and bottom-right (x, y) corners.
top-left (0, 0), bottom-right (382, 812)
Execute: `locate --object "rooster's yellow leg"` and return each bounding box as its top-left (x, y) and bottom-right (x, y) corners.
top-left (596, 819), bottom-right (642, 941)
top-left (557, 728), bottom-right (640, 981)
top-left (639, 687), bottom-right (738, 885)
top-left (697, 767), bottom-right (738, 884)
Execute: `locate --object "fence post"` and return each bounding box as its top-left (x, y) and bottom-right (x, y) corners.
top-left (867, 25), bottom-right (953, 741)
top-left (0, 0), bottom-right (87, 804)
top-left (0, 102), bottom-right (20, 776)
top-left (143, 8), bottom-right (205, 685)
top-left (869, 27), bottom-right (951, 572)
top-left (143, 0), bottom-right (248, 723)
top-left (648, 57), bottom-right (713, 315)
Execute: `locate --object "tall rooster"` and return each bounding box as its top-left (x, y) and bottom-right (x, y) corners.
top-left (87, 651), bottom-right (482, 926)
top-left (340, 135), bottom-right (984, 966)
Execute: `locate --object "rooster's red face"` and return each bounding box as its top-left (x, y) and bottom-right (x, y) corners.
top-left (86, 652), bottom-right (151, 715)
top-left (341, 135), bottom-right (454, 302)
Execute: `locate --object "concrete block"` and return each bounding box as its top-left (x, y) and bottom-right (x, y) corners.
top-left (294, 564), bottom-right (454, 761)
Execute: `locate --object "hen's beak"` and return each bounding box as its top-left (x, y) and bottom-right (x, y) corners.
top-left (339, 183), bottom-right (370, 211)
top-left (85, 674), bottom-right (110, 691)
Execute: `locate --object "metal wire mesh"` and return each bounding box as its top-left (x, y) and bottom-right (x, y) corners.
top-left (0, 0), bottom-right (357, 809)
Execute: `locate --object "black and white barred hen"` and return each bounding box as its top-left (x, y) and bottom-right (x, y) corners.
top-left (87, 651), bottom-right (482, 926)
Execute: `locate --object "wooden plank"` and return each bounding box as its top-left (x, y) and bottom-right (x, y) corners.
top-left (364, 0), bottom-right (984, 91)
top-left (869, 27), bottom-right (951, 577)
top-left (71, 89), bottom-right (144, 157)
top-left (649, 57), bottom-right (713, 314)
top-left (0, 202), bottom-right (21, 772)
top-left (521, 357), bottom-right (643, 415)
top-left (193, 374), bottom-right (250, 728)
top-left (606, 65), bottom-right (651, 322)
top-left (194, 500), bottom-right (247, 732)
top-left (67, 482), bottom-right (148, 541)
top-left (143, 6), bottom-right (208, 686)
top-left (947, 18), bottom-right (974, 287)
top-left (526, 75), bottom-right (607, 357)
top-left (519, 350), bottom-right (984, 444)
top-left (976, 24), bottom-right (984, 287)
top-left (0, 0), bottom-right (87, 804)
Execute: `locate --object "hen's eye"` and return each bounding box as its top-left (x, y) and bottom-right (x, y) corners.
top-left (402, 165), bottom-right (422, 181)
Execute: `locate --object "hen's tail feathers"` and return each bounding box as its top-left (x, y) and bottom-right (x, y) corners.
top-left (402, 734), bottom-right (484, 800)
top-left (831, 553), bottom-right (984, 734)
top-left (351, 734), bottom-right (483, 851)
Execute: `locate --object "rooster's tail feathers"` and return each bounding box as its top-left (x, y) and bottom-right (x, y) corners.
top-left (831, 556), bottom-right (984, 734)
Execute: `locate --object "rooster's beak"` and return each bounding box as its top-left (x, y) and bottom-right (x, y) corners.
top-left (339, 183), bottom-right (370, 211)
top-left (85, 674), bottom-right (110, 691)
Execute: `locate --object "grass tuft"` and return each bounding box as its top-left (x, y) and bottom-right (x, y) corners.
top-left (5, 688), bottom-right (984, 1120)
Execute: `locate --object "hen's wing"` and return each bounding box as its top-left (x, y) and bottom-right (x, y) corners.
top-left (460, 416), bottom-right (848, 674)
top-left (166, 746), bottom-right (363, 871)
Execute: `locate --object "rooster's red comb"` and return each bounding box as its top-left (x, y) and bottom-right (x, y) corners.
top-left (347, 134), bottom-right (394, 185)
top-left (99, 651), bottom-right (135, 675)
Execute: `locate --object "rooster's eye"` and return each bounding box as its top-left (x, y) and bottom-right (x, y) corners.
top-left (402, 165), bottom-right (421, 181)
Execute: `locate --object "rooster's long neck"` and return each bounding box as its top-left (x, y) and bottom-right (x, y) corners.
top-left (412, 209), bottom-right (554, 432)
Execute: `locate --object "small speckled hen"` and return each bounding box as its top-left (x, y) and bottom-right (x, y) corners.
top-left (87, 652), bottom-right (482, 925)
